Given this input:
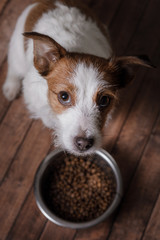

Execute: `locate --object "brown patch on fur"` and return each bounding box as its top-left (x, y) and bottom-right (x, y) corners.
top-left (24, 1), bottom-right (56, 50)
top-left (25, 1), bottom-right (55, 33)
top-left (46, 57), bottom-right (77, 114)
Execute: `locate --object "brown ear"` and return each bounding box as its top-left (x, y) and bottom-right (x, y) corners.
top-left (23, 32), bottom-right (67, 76)
top-left (107, 55), bottom-right (155, 88)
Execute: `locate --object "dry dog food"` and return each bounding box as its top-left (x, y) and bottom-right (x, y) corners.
top-left (44, 155), bottom-right (116, 222)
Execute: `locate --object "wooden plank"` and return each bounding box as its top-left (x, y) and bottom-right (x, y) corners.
top-left (91, 0), bottom-right (122, 26)
top-left (110, 0), bottom-right (150, 55)
top-left (142, 193), bottom-right (160, 240)
top-left (6, 188), bottom-right (75, 240)
top-left (0, 120), bottom-right (51, 240)
top-left (6, 188), bottom-right (47, 240)
top-left (0, 0), bottom-right (33, 66)
top-left (74, 219), bottom-right (114, 240)
top-left (107, 112), bottom-right (160, 240)
top-left (0, 0), bottom-right (10, 15)
top-left (0, 60), bottom-right (10, 121)
top-left (126, 3), bottom-right (160, 58)
top-left (0, 97), bottom-right (32, 182)
top-left (39, 223), bottom-right (76, 240)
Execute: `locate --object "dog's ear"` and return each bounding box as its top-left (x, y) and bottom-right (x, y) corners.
top-left (23, 32), bottom-right (67, 76)
top-left (107, 55), bottom-right (155, 88)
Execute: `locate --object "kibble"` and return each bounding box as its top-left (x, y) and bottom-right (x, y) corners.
top-left (44, 155), bottom-right (116, 222)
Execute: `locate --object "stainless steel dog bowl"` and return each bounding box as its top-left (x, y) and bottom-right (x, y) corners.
top-left (34, 148), bottom-right (123, 229)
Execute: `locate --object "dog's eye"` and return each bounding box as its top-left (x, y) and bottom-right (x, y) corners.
top-left (98, 95), bottom-right (111, 109)
top-left (58, 91), bottom-right (71, 105)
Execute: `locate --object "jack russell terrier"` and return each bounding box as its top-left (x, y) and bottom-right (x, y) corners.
top-left (2, 0), bottom-right (152, 155)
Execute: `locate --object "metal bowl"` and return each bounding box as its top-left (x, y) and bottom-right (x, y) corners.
top-left (34, 148), bottom-right (123, 229)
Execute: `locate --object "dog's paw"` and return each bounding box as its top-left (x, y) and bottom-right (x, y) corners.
top-left (2, 79), bottom-right (21, 101)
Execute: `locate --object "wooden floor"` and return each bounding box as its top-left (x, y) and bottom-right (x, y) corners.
top-left (0, 0), bottom-right (160, 239)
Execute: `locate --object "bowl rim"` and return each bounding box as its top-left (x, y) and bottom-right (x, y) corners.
top-left (34, 148), bottom-right (123, 229)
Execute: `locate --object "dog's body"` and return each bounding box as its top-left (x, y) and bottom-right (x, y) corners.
top-left (3, 0), bottom-right (151, 155)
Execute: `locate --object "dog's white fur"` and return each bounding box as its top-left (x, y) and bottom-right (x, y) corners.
top-left (3, 1), bottom-right (113, 155)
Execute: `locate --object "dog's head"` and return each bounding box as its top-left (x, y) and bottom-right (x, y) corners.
top-left (24, 32), bottom-right (153, 155)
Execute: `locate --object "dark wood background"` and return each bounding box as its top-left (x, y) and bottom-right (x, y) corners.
top-left (0, 0), bottom-right (160, 239)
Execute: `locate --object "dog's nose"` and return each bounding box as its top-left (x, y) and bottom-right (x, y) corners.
top-left (74, 137), bottom-right (94, 152)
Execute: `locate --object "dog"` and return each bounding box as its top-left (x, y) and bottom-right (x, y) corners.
top-left (2, 0), bottom-right (152, 156)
